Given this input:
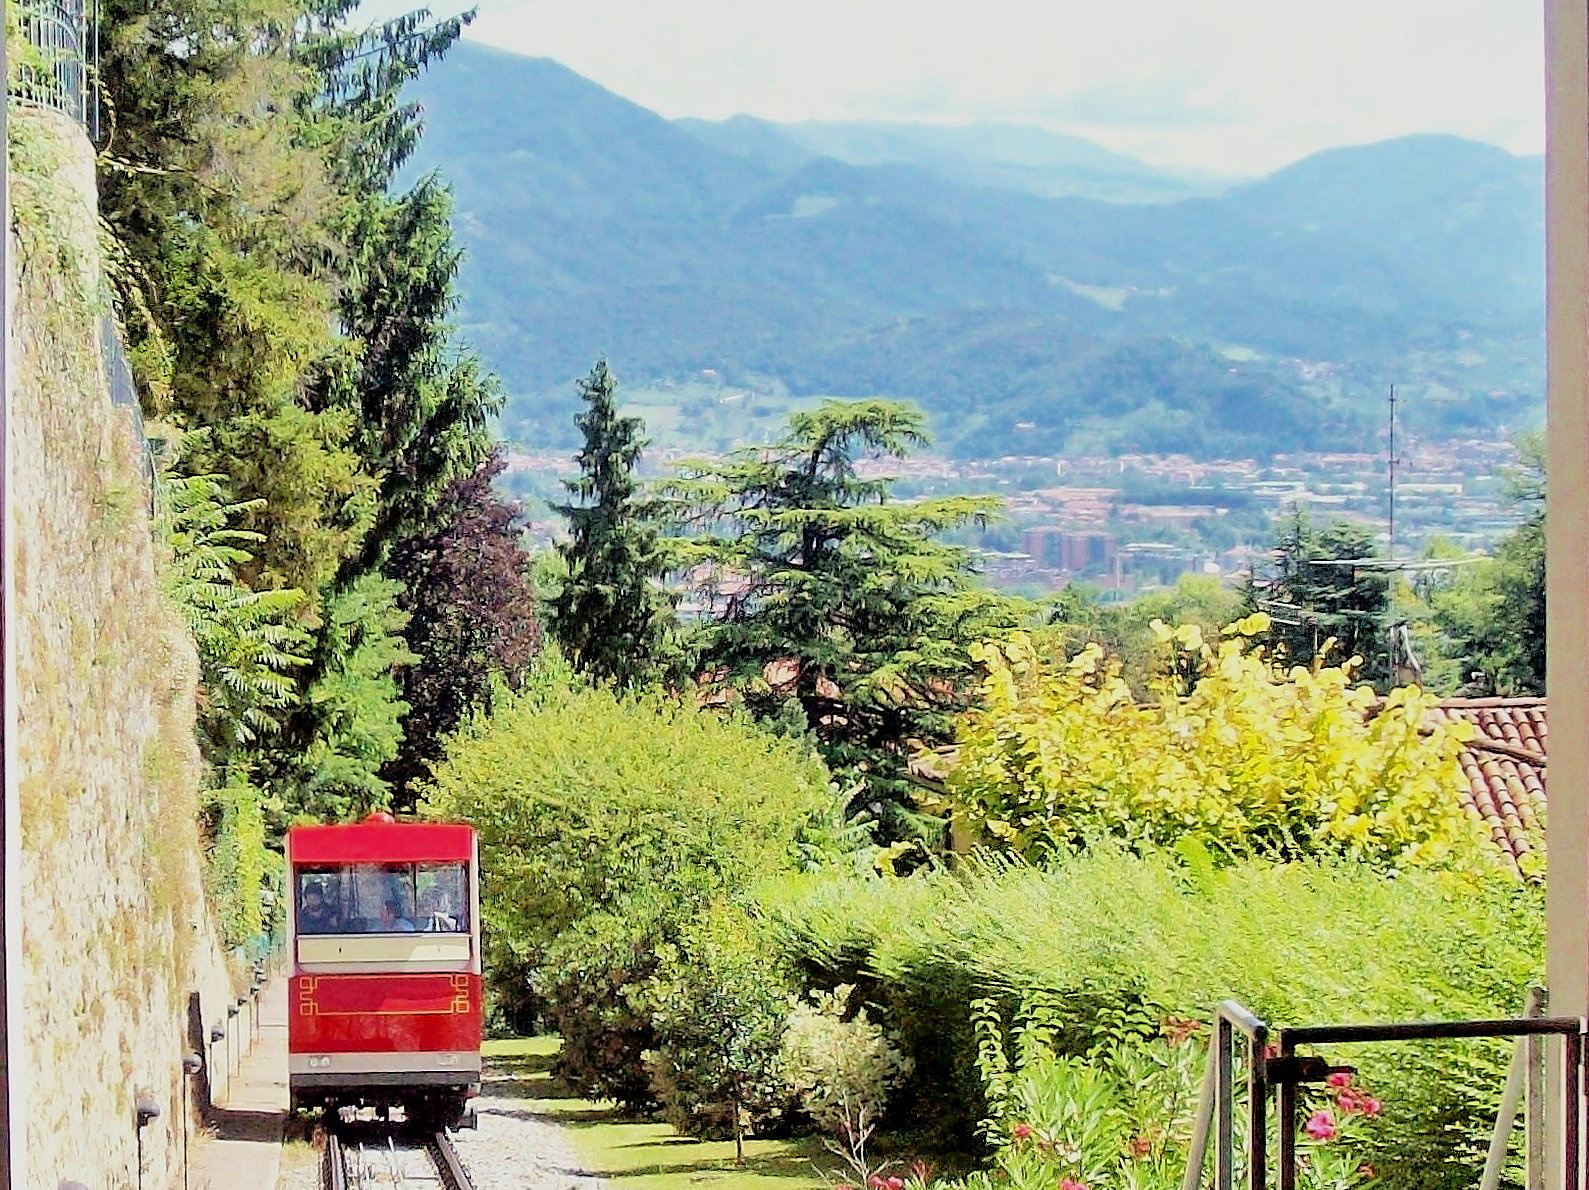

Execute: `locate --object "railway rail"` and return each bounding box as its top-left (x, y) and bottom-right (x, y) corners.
top-left (325, 1122), bottom-right (476, 1190)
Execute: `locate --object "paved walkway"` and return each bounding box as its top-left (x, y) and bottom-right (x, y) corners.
top-left (190, 977), bottom-right (289, 1190)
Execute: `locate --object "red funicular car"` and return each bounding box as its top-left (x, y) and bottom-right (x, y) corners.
top-left (287, 813), bottom-right (481, 1127)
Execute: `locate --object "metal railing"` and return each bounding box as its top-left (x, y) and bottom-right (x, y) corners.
top-left (100, 316), bottom-right (159, 511)
top-left (1183, 997), bottom-right (1589, 1190)
top-left (10, 0), bottom-right (97, 135)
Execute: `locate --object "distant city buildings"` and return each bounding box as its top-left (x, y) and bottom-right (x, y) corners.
top-left (506, 435), bottom-right (1529, 596)
top-left (1022, 528), bottom-right (1116, 573)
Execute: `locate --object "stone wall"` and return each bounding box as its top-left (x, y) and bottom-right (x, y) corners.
top-left (9, 106), bottom-right (239, 1190)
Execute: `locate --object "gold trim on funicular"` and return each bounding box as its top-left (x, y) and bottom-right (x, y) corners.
top-left (297, 973), bottom-right (474, 1017)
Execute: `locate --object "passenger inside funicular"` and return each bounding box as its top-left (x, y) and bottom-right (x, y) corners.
top-left (297, 880), bottom-right (342, 934)
top-left (379, 898), bottom-right (417, 932)
top-left (417, 884), bottom-right (459, 932)
top-left (294, 862), bottom-right (470, 935)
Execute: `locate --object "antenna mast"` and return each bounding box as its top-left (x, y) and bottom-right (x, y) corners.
top-left (1387, 385), bottom-right (1399, 557)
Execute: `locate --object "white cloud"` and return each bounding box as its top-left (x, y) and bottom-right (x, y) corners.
top-left (380, 0), bottom-right (1544, 173)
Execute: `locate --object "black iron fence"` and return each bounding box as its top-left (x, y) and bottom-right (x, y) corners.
top-left (1184, 997), bottom-right (1588, 1190)
top-left (10, 0), bottom-right (96, 135)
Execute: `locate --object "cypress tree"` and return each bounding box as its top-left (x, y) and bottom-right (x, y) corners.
top-left (548, 361), bottom-right (675, 688)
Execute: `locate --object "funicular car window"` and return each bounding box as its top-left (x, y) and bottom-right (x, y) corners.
top-left (295, 863), bottom-right (469, 934)
top-left (415, 864), bottom-right (468, 933)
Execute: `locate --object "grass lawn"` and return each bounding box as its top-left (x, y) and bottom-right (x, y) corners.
top-left (482, 1038), bottom-right (832, 1190)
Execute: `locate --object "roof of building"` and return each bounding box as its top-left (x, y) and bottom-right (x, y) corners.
top-left (1427, 697), bottom-right (1547, 871)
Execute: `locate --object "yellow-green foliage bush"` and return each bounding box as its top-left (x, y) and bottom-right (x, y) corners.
top-left (201, 774), bottom-right (273, 948)
top-left (935, 617), bottom-right (1495, 871)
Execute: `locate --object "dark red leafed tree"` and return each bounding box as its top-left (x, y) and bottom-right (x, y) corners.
top-left (383, 449), bottom-right (541, 806)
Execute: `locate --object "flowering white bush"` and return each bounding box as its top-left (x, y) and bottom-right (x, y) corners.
top-left (783, 984), bottom-right (914, 1184)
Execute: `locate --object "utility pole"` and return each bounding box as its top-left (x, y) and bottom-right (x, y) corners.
top-left (1386, 385), bottom-right (1399, 558)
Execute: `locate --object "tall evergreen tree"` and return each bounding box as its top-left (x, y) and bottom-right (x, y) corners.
top-left (548, 361), bottom-right (675, 689)
top-left (303, 5), bottom-right (500, 576)
top-left (272, 15), bottom-right (502, 810)
top-left (284, 11), bottom-right (503, 815)
top-left (1242, 510), bottom-right (1392, 686)
top-left (320, 179), bottom-right (500, 579)
top-left (671, 400), bottom-right (1030, 826)
top-left (101, 0), bottom-right (508, 818)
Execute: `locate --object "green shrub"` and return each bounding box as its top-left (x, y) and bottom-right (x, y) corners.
top-left (423, 683), bottom-right (836, 951)
top-left (201, 773), bottom-right (273, 947)
top-left (539, 900), bottom-right (666, 1108)
top-left (934, 627), bottom-right (1501, 873)
top-left (422, 681), bottom-right (838, 1105)
top-left (645, 900), bottom-right (795, 1151)
top-left (763, 849), bottom-right (1543, 1188)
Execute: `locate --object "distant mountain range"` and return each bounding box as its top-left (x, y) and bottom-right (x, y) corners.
top-left (673, 115), bottom-right (1238, 205)
top-left (404, 40), bottom-right (1544, 458)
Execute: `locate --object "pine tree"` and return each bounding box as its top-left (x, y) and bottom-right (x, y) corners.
top-left (322, 178), bottom-right (500, 579)
top-left (671, 399), bottom-right (1030, 826)
top-left (279, 11), bottom-right (502, 816)
top-left (305, 6), bottom-right (500, 576)
top-left (548, 361), bottom-right (675, 689)
top-left (1243, 510), bottom-right (1391, 686)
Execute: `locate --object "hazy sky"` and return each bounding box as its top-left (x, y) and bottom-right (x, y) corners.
top-left (387, 0), bottom-right (1545, 175)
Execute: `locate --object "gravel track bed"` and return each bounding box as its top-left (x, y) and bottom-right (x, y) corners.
top-left (449, 1078), bottom-right (607, 1190)
top-left (274, 1097), bottom-right (604, 1190)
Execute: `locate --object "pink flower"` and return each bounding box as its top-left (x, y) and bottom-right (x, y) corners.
top-left (867, 1178), bottom-right (887, 1189)
top-left (1303, 1110), bottom-right (1337, 1142)
top-left (1162, 1016), bottom-right (1205, 1045)
top-left (1011, 1122), bottom-right (1033, 1143)
top-left (1060, 1181), bottom-right (1091, 1190)
top-left (1326, 1071), bottom-right (1353, 1089)
top-left (886, 1179), bottom-right (904, 1190)
top-left (1337, 1088), bottom-right (1383, 1117)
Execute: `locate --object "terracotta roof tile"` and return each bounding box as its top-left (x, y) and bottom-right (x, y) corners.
top-left (1429, 698), bottom-right (1547, 871)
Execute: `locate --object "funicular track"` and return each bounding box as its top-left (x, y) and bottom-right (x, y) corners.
top-left (324, 1121), bottom-right (476, 1190)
